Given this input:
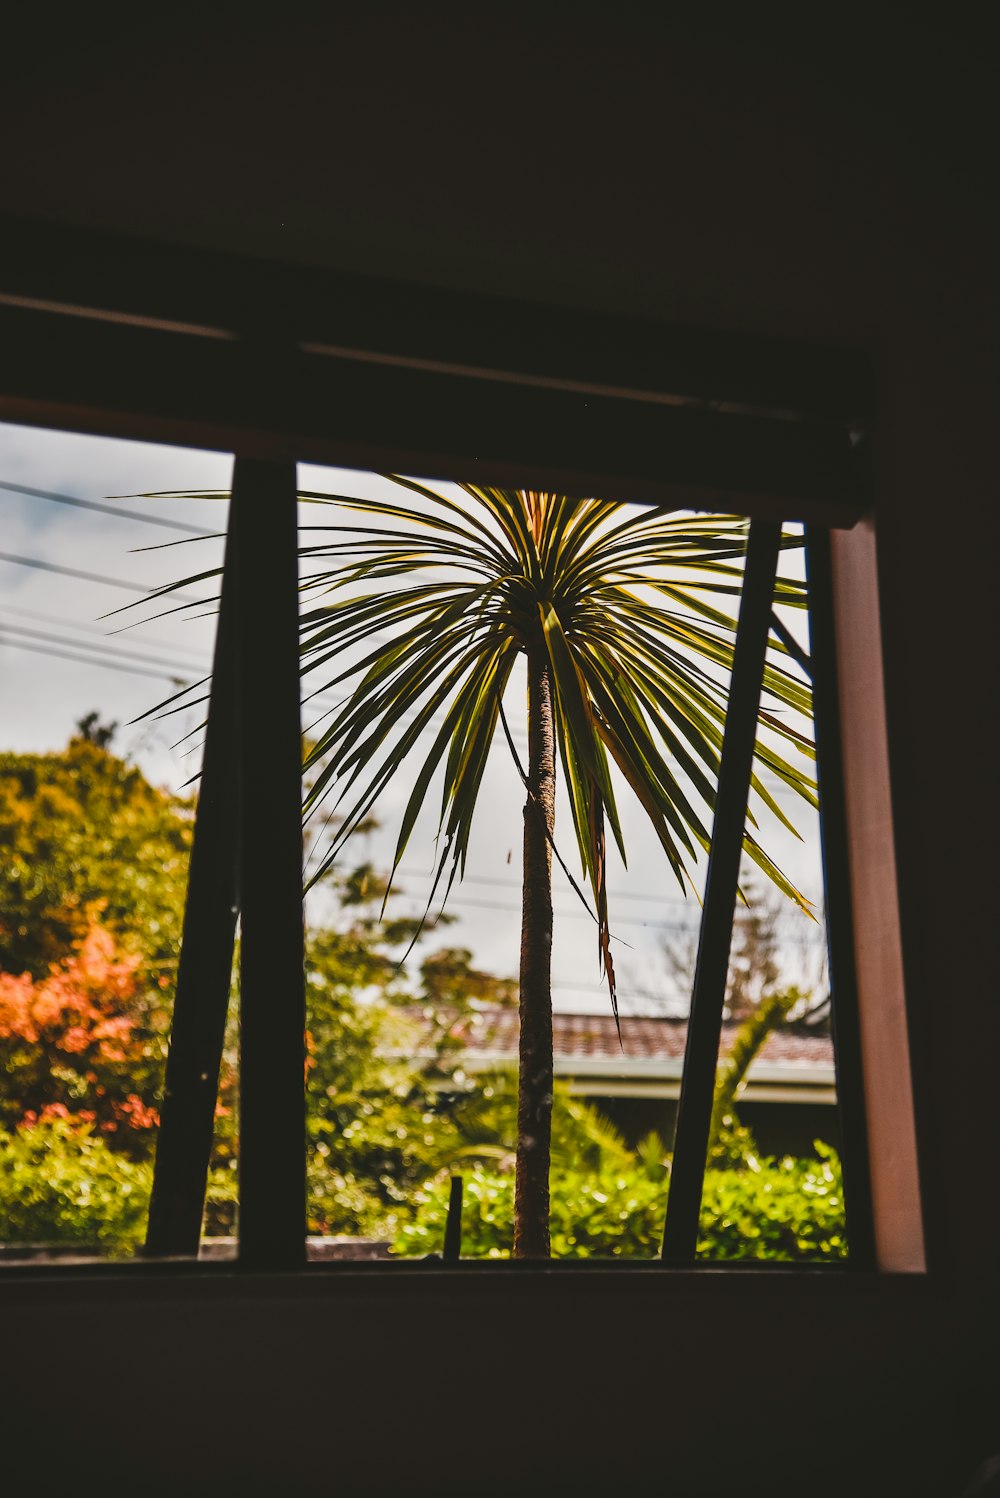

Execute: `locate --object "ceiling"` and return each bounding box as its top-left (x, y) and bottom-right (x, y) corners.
top-left (4, 14), bottom-right (996, 341)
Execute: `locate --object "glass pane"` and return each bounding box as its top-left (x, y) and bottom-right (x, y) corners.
top-left (284, 481), bottom-right (834, 1262)
top-left (1, 452), bottom-right (846, 1269)
top-left (0, 420), bottom-right (233, 1262)
top-left (689, 525), bottom-right (846, 1262)
top-left (692, 857), bottom-right (844, 1263)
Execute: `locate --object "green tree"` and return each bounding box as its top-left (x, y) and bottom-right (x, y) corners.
top-left (155, 484), bottom-right (816, 1256)
top-left (301, 853), bottom-right (519, 1231)
top-left (708, 985), bottom-right (806, 1165)
top-left (0, 728), bottom-right (192, 981)
top-left (303, 919), bottom-right (445, 1233)
top-left (418, 947), bottom-right (517, 1009)
top-left (0, 729), bottom-right (195, 1183)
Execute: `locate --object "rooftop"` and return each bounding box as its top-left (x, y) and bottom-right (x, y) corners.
top-left (413, 1007), bottom-right (836, 1104)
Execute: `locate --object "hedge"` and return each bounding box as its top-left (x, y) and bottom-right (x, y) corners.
top-left (392, 1145), bottom-right (847, 1261)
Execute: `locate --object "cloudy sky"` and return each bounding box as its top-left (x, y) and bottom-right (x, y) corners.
top-left (0, 419), bottom-right (827, 1014)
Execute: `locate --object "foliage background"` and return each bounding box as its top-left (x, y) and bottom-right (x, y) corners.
top-left (395, 1147), bottom-right (846, 1261)
top-left (1, 727), bottom-right (844, 1262)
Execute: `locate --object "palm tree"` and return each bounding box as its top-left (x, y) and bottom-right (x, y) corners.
top-left (294, 481), bottom-right (815, 1257)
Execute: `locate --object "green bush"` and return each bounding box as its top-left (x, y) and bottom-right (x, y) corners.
top-left (0, 1117), bottom-right (240, 1252)
top-left (700, 1144), bottom-right (847, 1260)
top-left (307, 1150), bottom-right (406, 1239)
top-left (392, 1144), bottom-right (847, 1262)
top-left (0, 1117), bottom-right (152, 1251)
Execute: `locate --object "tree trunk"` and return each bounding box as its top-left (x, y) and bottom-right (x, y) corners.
top-left (514, 640), bottom-right (556, 1258)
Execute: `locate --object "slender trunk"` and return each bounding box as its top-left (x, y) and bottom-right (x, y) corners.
top-left (514, 640), bottom-right (556, 1258)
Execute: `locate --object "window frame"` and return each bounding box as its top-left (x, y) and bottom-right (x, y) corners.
top-left (0, 215), bottom-right (923, 1277)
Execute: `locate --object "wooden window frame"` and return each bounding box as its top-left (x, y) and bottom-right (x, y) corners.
top-left (0, 215), bottom-right (923, 1276)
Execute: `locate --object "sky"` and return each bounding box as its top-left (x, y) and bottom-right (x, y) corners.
top-left (0, 419), bottom-right (828, 1016)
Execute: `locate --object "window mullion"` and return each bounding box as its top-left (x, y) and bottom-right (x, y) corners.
top-left (232, 456), bottom-right (306, 1271)
top-left (661, 519), bottom-right (781, 1265)
top-left (805, 525), bottom-right (876, 1269)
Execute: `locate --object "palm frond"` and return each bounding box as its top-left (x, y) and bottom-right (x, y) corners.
top-left (143, 480), bottom-right (818, 1011)
top-left (297, 482), bottom-right (817, 1007)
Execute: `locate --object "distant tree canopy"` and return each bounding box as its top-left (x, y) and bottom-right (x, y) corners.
top-left (419, 947), bottom-right (517, 1009)
top-left (0, 725), bottom-right (842, 1258)
top-left (0, 728), bottom-right (192, 981)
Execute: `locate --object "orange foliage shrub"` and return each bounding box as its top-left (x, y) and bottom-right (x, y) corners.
top-left (0, 925), bottom-right (167, 1154)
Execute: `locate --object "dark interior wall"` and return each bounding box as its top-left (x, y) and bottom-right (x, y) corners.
top-left (4, 12), bottom-right (988, 336)
top-left (2, 15), bottom-right (998, 1495)
top-left (3, 1267), bottom-right (989, 1498)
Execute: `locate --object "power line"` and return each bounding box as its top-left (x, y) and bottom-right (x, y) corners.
top-left (393, 889), bottom-right (824, 942)
top-left (411, 894), bottom-right (593, 927)
top-left (0, 602), bottom-right (212, 661)
top-left (0, 479), bottom-right (214, 535)
top-left (394, 867), bottom-right (824, 939)
top-left (0, 635), bottom-right (195, 683)
top-left (0, 572), bottom-right (793, 785)
top-left (0, 568), bottom-right (808, 824)
top-left (0, 616), bottom-right (520, 766)
top-left (0, 603), bottom-right (521, 751)
top-left (398, 865), bottom-right (695, 908)
top-left (0, 619), bottom-right (208, 674)
top-left (0, 549), bottom-right (206, 603)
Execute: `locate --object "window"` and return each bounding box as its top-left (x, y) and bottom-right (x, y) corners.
top-left (0, 218), bottom-right (922, 1275)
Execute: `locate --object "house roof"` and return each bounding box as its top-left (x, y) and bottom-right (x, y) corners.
top-left (452, 1007), bottom-right (833, 1068)
top-left (415, 1006), bottom-right (837, 1104)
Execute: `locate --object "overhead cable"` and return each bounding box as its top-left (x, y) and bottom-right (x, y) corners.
top-left (0, 549), bottom-right (205, 603)
top-left (0, 635), bottom-right (194, 683)
top-left (0, 478), bottom-right (214, 535)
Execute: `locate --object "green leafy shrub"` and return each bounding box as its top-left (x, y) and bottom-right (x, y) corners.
top-left (0, 1117), bottom-right (152, 1251)
top-left (0, 1116), bottom-right (240, 1251)
top-left (699, 1144), bottom-right (846, 1260)
top-left (392, 1144), bottom-right (847, 1262)
top-left (307, 1154), bottom-right (403, 1239)
top-left (303, 929), bottom-right (463, 1234)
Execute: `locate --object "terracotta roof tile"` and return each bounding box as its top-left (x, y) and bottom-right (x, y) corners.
top-left (430, 1006), bottom-right (833, 1069)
